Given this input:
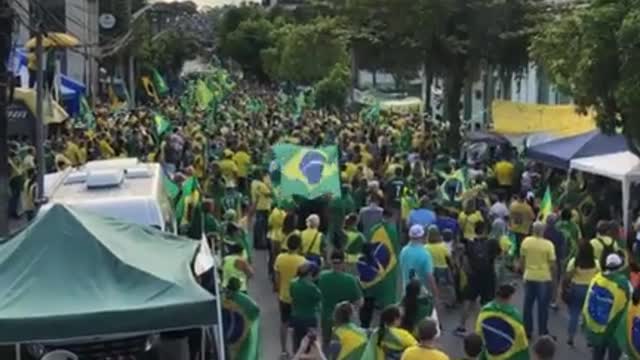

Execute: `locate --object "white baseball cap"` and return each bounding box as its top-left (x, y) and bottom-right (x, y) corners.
top-left (409, 224), bottom-right (425, 239)
top-left (605, 253), bottom-right (623, 270)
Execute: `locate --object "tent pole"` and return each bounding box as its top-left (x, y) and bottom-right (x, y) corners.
top-left (200, 327), bottom-right (205, 360)
top-left (15, 344), bottom-right (20, 360)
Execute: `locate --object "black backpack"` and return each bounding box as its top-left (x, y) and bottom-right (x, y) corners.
top-left (597, 237), bottom-right (616, 270)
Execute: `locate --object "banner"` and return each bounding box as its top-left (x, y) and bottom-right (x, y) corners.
top-left (492, 100), bottom-right (595, 136)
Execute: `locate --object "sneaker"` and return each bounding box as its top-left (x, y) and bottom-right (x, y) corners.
top-left (454, 327), bottom-right (467, 337)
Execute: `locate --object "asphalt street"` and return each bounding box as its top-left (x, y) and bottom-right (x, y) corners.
top-left (248, 249), bottom-right (592, 359)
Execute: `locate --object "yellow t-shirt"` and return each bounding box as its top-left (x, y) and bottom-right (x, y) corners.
top-left (253, 180), bottom-right (272, 211)
top-left (360, 151), bottom-right (374, 167)
top-left (268, 208), bottom-right (287, 243)
top-left (566, 258), bottom-right (599, 285)
top-left (232, 151), bottom-right (252, 178)
top-left (520, 236), bottom-right (556, 282)
top-left (509, 201), bottom-right (535, 235)
top-left (274, 252), bottom-right (306, 303)
top-left (64, 142), bottom-right (82, 166)
top-left (590, 236), bottom-right (618, 263)
top-left (218, 159), bottom-right (239, 181)
top-left (401, 346), bottom-right (450, 360)
top-left (458, 211), bottom-right (484, 240)
top-left (425, 243), bottom-right (450, 269)
top-left (494, 160), bottom-right (514, 186)
top-left (344, 162), bottom-right (359, 183)
top-left (301, 228), bottom-right (323, 256)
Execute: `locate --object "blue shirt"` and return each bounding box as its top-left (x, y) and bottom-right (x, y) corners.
top-left (407, 208), bottom-right (437, 228)
top-left (436, 216), bottom-right (460, 238)
top-left (399, 242), bottom-right (434, 290)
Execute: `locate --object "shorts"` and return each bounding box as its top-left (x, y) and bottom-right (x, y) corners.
top-left (464, 275), bottom-right (495, 304)
top-left (434, 268), bottom-right (453, 286)
top-left (279, 301), bottom-right (292, 323)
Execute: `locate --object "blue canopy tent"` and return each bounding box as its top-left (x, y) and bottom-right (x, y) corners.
top-left (59, 74), bottom-right (86, 116)
top-left (526, 130), bottom-right (627, 169)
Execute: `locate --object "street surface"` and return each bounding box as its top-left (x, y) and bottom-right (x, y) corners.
top-left (248, 249), bottom-right (591, 359)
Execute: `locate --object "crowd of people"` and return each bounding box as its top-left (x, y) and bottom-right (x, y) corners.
top-left (9, 70), bottom-right (640, 360)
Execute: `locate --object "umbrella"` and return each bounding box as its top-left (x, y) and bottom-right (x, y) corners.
top-left (25, 32), bottom-right (79, 49)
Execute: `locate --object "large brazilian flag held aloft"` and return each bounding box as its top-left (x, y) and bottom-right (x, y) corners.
top-left (223, 291), bottom-right (261, 360)
top-left (272, 143), bottom-right (341, 199)
top-left (476, 301), bottom-right (529, 360)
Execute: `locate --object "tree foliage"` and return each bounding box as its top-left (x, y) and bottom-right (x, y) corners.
top-left (135, 19), bottom-right (199, 76)
top-left (314, 63), bottom-right (351, 109)
top-left (531, 0), bottom-right (640, 155)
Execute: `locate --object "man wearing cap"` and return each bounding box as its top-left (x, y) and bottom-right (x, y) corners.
top-left (400, 224), bottom-right (439, 300)
top-left (317, 250), bottom-right (363, 348)
top-left (583, 253), bottom-right (630, 360)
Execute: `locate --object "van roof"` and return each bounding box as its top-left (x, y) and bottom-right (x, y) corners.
top-left (42, 159), bottom-right (167, 228)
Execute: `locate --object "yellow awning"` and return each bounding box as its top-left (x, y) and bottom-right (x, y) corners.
top-left (13, 88), bottom-right (68, 124)
top-left (25, 32), bottom-right (80, 49)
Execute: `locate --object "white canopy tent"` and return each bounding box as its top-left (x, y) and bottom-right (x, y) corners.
top-left (569, 151), bottom-right (640, 233)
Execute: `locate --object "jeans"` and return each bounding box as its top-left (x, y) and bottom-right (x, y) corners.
top-left (523, 280), bottom-right (551, 337)
top-left (253, 210), bottom-right (269, 249)
top-left (593, 342), bottom-right (622, 360)
top-left (568, 284), bottom-right (589, 339)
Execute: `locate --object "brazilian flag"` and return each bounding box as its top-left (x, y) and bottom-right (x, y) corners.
top-left (616, 298), bottom-right (640, 359)
top-left (175, 177), bottom-right (204, 239)
top-left (440, 168), bottom-right (469, 208)
top-left (195, 79), bottom-right (214, 111)
top-left (583, 272), bottom-right (630, 346)
top-left (356, 223), bottom-right (400, 308)
top-left (153, 113), bottom-right (172, 140)
top-left (476, 301), bottom-right (529, 360)
top-left (163, 172), bottom-right (180, 205)
top-left (272, 143), bottom-right (341, 199)
top-left (332, 323), bottom-right (367, 360)
top-left (360, 327), bottom-right (416, 360)
top-left (223, 290), bottom-right (261, 360)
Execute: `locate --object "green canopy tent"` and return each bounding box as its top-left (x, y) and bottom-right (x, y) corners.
top-left (0, 204), bottom-right (216, 343)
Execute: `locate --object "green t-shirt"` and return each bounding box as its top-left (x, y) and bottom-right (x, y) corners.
top-left (290, 277), bottom-right (322, 321)
top-left (317, 270), bottom-right (362, 321)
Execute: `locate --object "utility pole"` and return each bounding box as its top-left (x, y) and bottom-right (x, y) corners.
top-left (0, 0), bottom-right (13, 236)
top-left (34, 16), bottom-right (45, 204)
top-left (126, 0), bottom-right (135, 109)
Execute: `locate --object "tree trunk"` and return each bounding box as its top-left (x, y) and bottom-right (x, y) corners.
top-left (444, 71), bottom-right (464, 151)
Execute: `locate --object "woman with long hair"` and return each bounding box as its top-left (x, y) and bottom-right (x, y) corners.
top-left (564, 239), bottom-right (599, 347)
top-left (369, 305), bottom-right (416, 359)
top-left (329, 302), bottom-right (367, 360)
top-left (399, 279), bottom-right (440, 335)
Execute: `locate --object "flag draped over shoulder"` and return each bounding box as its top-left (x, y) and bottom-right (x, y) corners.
top-left (357, 222), bottom-right (400, 308)
top-left (616, 299), bottom-right (640, 359)
top-left (175, 177), bottom-right (203, 239)
top-left (333, 324), bottom-right (367, 360)
top-left (359, 327), bottom-right (415, 360)
top-left (583, 272), bottom-right (630, 346)
top-left (540, 186), bottom-right (553, 221)
top-left (152, 68), bottom-right (169, 96)
top-left (223, 291), bottom-right (261, 360)
top-left (476, 301), bottom-right (529, 360)
top-left (272, 143), bottom-right (341, 199)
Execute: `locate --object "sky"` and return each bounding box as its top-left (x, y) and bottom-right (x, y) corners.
top-left (152, 0), bottom-right (259, 8)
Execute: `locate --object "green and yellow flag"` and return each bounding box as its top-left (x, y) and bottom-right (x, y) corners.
top-left (223, 290), bottom-right (261, 360)
top-left (333, 323), bottom-right (367, 360)
top-left (540, 186), bottom-right (553, 221)
top-left (583, 272), bottom-right (630, 346)
top-left (153, 113), bottom-right (172, 140)
top-left (78, 95), bottom-right (95, 129)
top-left (360, 327), bottom-right (416, 360)
top-left (272, 143), bottom-right (341, 199)
top-left (356, 223), bottom-right (400, 308)
top-left (175, 177), bottom-right (203, 239)
top-left (152, 68), bottom-right (169, 96)
top-left (616, 298), bottom-right (640, 359)
top-left (195, 79), bottom-right (214, 111)
top-left (476, 301), bottom-right (529, 360)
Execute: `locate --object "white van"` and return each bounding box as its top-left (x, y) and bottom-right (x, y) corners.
top-left (41, 158), bottom-right (177, 233)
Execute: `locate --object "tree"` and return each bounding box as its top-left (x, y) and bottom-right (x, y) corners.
top-left (531, 0), bottom-right (640, 155)
top-left (315, 63), bottom-right (351, 108)
top-left (262, 17), bottom-right (348, 85)
top-left (224, 18), bottom-right (275, 80)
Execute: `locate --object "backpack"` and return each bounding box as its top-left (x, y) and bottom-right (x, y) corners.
top-left (597, 237), bottom-right (616, 270)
